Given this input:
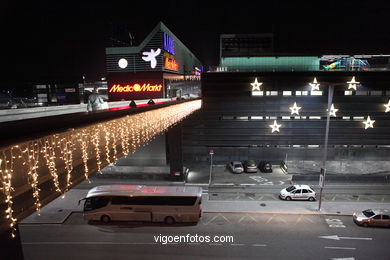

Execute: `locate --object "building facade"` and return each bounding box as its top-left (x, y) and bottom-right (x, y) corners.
top-left (106, 22), bottom-right (202, 101)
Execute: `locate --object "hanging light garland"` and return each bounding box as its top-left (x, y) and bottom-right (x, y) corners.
top-left (0, 100), bottom-right (201, 237)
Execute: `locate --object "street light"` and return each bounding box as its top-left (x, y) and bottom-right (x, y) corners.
top-left (318, 84), bottom-right (334, 211)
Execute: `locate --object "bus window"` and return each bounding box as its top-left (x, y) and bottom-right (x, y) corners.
top-left (84, 196), bottom-right (110, 211)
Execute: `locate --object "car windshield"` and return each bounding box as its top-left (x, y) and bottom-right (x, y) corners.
top-left (362, 209), bottom-right (375, 218)
top-left (286, 186), bottom-right (296, 192)
top-left (247, 162), bottom-right (256, 167)
top-left (234, 164), bottom-right (242, 168)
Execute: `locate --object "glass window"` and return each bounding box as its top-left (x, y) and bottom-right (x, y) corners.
top-left (221, 116), bottom-right (234, 120)
top-left (295, 91), bottom-right (308, 96)
top-left (294, 189), bottom-right (302, 194)
top-left (283, 91), bottom-right (292, 96)
top-left (282, 116), bottom-right (291, 119)
top-left (382, 215), bottom-right (390, 220)
top-left (356, 91), bottom-right (368, 96)
top-left (342, 116), bottom-right (350, 120)
top-left (353, 116), bottom-right (364, 120)
top-left (251, 116), bottom-right (263, 120)
top-left (309, 116), bottom-right (321, 119)
top-left (310, 91), bottom-right (323, 96)
top-left (302, 189), bottom-right (308, 193)
top-left (373, 215), bottom-right (381, 220)
top-left (344, 91), bottom-right (353, 96)
top-left (236, 116), bottom-right (249, 120)
top-left (84, 196), bottom-right (110, 211)
top-left (370, 90), bottom-right (382, 96)
top-left (266, 91), bottom-right (278, 96)
top-left (286, 186), bottom-right (296, 192)
top-left (252, 91), bottom-right (263, 96)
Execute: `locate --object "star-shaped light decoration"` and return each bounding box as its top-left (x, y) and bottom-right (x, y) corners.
top-left (347, 76), bottom-right (359, 90)
top-left (251, 77), bottom-right (263, 94)
top-left (289, 102), bottom-right (301, 115)
top-left (384, 100), bottom-right (390, 113)
top-left (269, 120), bottom-right (281, 133)
top-left (328, 104), bottom-right (338, 117)
top-left (309, 77), bottom-right (320, 91)
top-left (363, 116), bottom-right (375, 129)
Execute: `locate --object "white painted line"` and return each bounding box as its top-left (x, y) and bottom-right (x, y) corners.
top-left (320, 235), bottom-right (372, 241)
top-left (212, 183), bottom-right (235, 186)
top-left (240, 184), bottom-right (257, 186)
top-left (252, 244), bottom-right (267, 247)
top-left (209, 243), bottom-right (223, 246)
top-left (325, 246), bottom-right (356, 250)
top-left (231, 243), bottom-right (244, 246)
top-left (23, 242), bottom-right (156, 245)
top-left (331, 257), bottom-right (355, 260)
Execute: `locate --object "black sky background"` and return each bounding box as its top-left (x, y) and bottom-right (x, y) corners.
top-left (2, 0), bottom-right (390, 93)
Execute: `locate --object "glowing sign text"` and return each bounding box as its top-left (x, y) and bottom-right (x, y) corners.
top-left (164, 52), bottom-right (179, 71)
top-left (109, 84), bottom-right (163, 93)
top-left (164, 32), bottom-right (175, 55)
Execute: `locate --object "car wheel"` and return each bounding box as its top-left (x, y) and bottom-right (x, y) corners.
top-left (101, 215), bottom-right (111, 223)
top-left (285, 196), bottom-right (291, 201)
top-left (362, 222), bottom-right (369, 227)
top-left (165, 216), bottom-right (175, 225)
top-left (308, 197), bottom-right (315, 201)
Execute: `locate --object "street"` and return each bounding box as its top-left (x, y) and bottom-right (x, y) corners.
top-left (20, 212), bottom-right (389, 260)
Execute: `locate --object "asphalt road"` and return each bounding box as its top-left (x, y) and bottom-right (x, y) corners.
top-left (20, 212), bottom-right (389, 260)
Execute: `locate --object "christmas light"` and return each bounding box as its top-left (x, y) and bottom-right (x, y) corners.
top-left (269, 120), bottom-right (281, 133)
top-left (251, 78), bottom-right (262, 91)
top-left (347, 76), bottom-right (359, 90)
top-left (309, 77), bottom-right (320, 91)
top-left (384, 100), bottom-right (390, 113)
top-left (328, 104), bottom-right (338, 117)
top-left (289, 102), bottom-right (301, 115)
top-left (363, 116), bottom-right (375, 129)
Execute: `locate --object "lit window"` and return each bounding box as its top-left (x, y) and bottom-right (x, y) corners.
top-left (282, 116), bottom-right (291, 119)
top-left (310, 91), bottom-right (323, 96)
top-left (292, 145), bottom-right (303, 148)
top-left (344, 91), bottom-right (353, 96)
top-left (236, 116), bottom-right (249, 120)
top-left (269, 116), bottom-right (277, 120)
top-left (342, 116), bottom-right (350, 120)
top-left (370, 90), bottom-right (382, 96)
top-left (356, 91), bottom-right (368, 96)
top-left (308, 145), bottom-right (320, 148)
top-left (295, 91), bottom-right (308, 96)
top-left (283, 91), bottom-right (292, 96)
top-left (353, 116), bottom-right (364, 120)
top-left (266, 91), bottom-right (278, 96)
top-left (251, 116), bottom-right (263, 120)
top-left (221, 116), bottom-right (234, 120)
top-left (309, 116), bottom-right (321, 119)
top-left (252, 91), bottom-right (264, 96)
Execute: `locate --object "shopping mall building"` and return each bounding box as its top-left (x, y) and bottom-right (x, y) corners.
top-left (105, 22), bottom-right (202, 101)
top-left (181, 34), bottom-right (390, 174)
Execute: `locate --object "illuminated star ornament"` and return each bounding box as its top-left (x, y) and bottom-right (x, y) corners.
top-left (328, 104), bottom-right (338, 117)
top-left (269, 120), bottom-right (281, 133)
top-left (347, 76), bottom-right (359, 90)
top-left (363, 116), bottom-right (375, 129)
top-left (309, 77), bottom-right (320, 91)
top-left (289, 102), bottom-right (301, 115)
top-left (384, 100), bottom-right (390, 113)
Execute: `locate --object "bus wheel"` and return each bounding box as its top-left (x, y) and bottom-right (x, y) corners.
top-left (164, 216), bottom-right (175, 225)
top-left (101, 215), bottom-right (111, 223)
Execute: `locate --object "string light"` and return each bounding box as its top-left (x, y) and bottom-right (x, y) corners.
top-left (309, 77), bottom-right (320, 91)
top-left (0, 100), bottom-right (201, 238)
top-left (289, 102), bottom-right (301, 115)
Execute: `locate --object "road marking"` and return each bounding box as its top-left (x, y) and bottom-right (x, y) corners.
top-left (257, 195), bottom-right (264, 201)
top-left (331, 257), bottom-right (355, 260)
top-left (248, 196), bottom-right (255, 200)
top-left (320, 235), bottom-right (372, 241)
top-left (231, 244), bottom-right (244, 246)
top-left (295, 215), bottom-right (302, 224)
top-left (265, 215), bottom-right (274, 224)
top-left (213, 183), bottom-right (235, 186)
top-left (252, 244), bottom-right (267, 247)
top-left (209, 243), bottom-right (223, 246)
top-left (240, 183), bottom-right (256, 186)
top-left (324, 246), bottom-right (356, 250)
top-left (238, 214), bottom-right (257, 223)
top-left (23, 242), bottom-right (156, 245)
top-left (325, 218), bottom-right (346, 228)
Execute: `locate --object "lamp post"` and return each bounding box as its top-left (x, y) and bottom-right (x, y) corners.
top-left (318, 85), bottom-right (334, 211)
top-left (209, 149), bottom-right (214, 185)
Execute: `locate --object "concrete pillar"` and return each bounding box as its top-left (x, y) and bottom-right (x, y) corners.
top-left (167, 123), bottom-right (184, 181)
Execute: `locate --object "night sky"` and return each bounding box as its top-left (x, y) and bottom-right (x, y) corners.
top-left (2, 0), bottom-right (390, 93)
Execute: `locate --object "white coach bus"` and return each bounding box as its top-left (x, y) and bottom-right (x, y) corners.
top-left (80, 185), bottom-right (202, 224)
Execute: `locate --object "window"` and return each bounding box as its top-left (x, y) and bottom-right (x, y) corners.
top-left (112, 196), bottom-right (197, 206)
top-left (386, 90), bottom-right (390, 96)
top-left (356, 91), bottom-right (368, 96)
top-left (282, 116), bottom-right (291, 119)
top-left (370, 90), bottom-right (382, 96)
top-left (84, 197), bottom-right (110, 211)
top-left (382, 215), bottom-right (390, 220)
top-left (266, 91), bottom-right (278, 96)
top-left (252, 91), bottom-right (263, 96)
top-left (309, 116), bottom-right (321, 119)
top-left (221, 116), bottom-right (234, 120)
top-left (344, 91), bottom-right (353, 96)
top-left (294, 189), bottom-right (302, 194)
top-left (373, 215), bottom-right (381, 220)
top-left (302, 189), bottom-right (308, 193)
top-left (342, 116), bottom-right (350, 120)
top-left (353, 116), bottom-right (364, 120)
top-left (251, 116), bottom-right (263, 120)
top-left (236, 116), bottom-right (249, 121)
top-left (310, 91), bottom-right (323, 96)
top-left (308, 145), bottom-right (320, 148)
top-left (295, 91), bottom-right (308, 96)
top-left (283, 91), bottom-right (292, 96)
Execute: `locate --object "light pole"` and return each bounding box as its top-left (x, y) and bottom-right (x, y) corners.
top-left (318, 85), bottom-right (334, 211)
top-left (209, 149), bottom-right (214, 185)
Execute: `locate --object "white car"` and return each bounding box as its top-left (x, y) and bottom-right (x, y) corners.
top-left (228, 161), bottom-right (244, 174)
top-left (279, 184), bottom-right (316, 201)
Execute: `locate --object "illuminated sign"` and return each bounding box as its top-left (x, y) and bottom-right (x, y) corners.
top-left (164, 32), bottom-right (175, 55)
top-left (142, 48), bottom-right (161, 68)
top-left (109, 83), bottom-right (163, 93)
top-left (164, 52), bottom-right (179, 71)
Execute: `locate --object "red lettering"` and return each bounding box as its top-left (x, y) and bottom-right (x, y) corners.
top-left (109, 84), bottom-right (163, 93)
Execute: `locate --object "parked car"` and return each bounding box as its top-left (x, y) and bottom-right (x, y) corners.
top-left (279, 185), bottom-right (316, 201)
top-left (353, 209), bottom-right (390, 227)
top-left (243, 160), bottom-right (258, 173)
top-left (227, 161), bottom-right (244, 174)
top-left (258, 161), bottom-right (272, 173)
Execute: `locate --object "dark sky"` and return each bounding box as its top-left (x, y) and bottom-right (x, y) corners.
top-left (2, 0), bottom-right (390, 89)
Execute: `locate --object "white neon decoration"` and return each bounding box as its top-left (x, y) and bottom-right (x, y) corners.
top-left (363, 116), bottom-right (375, 129)
top-left (384, 100), bottom-right (390, 113)
top-left (347, 76), bottom-right (359, 90)
top-left (269, 120), bottom-right (281, 133)
top-left (309, 77), bottom-right (320, 91)
top-left (142, 48), bottom-right (161, 69)
top-left (251, 78), bottom-right (262, 91)
top-left (118, 58), bottom-right (128, 69)
top-left (289, 102), bottom-right (301, 115)
top-left (328, 104), bottom-right (338, 117)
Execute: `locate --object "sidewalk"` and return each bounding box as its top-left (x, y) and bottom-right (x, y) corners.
top-left (19, 188), bottom-right (390, 225)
